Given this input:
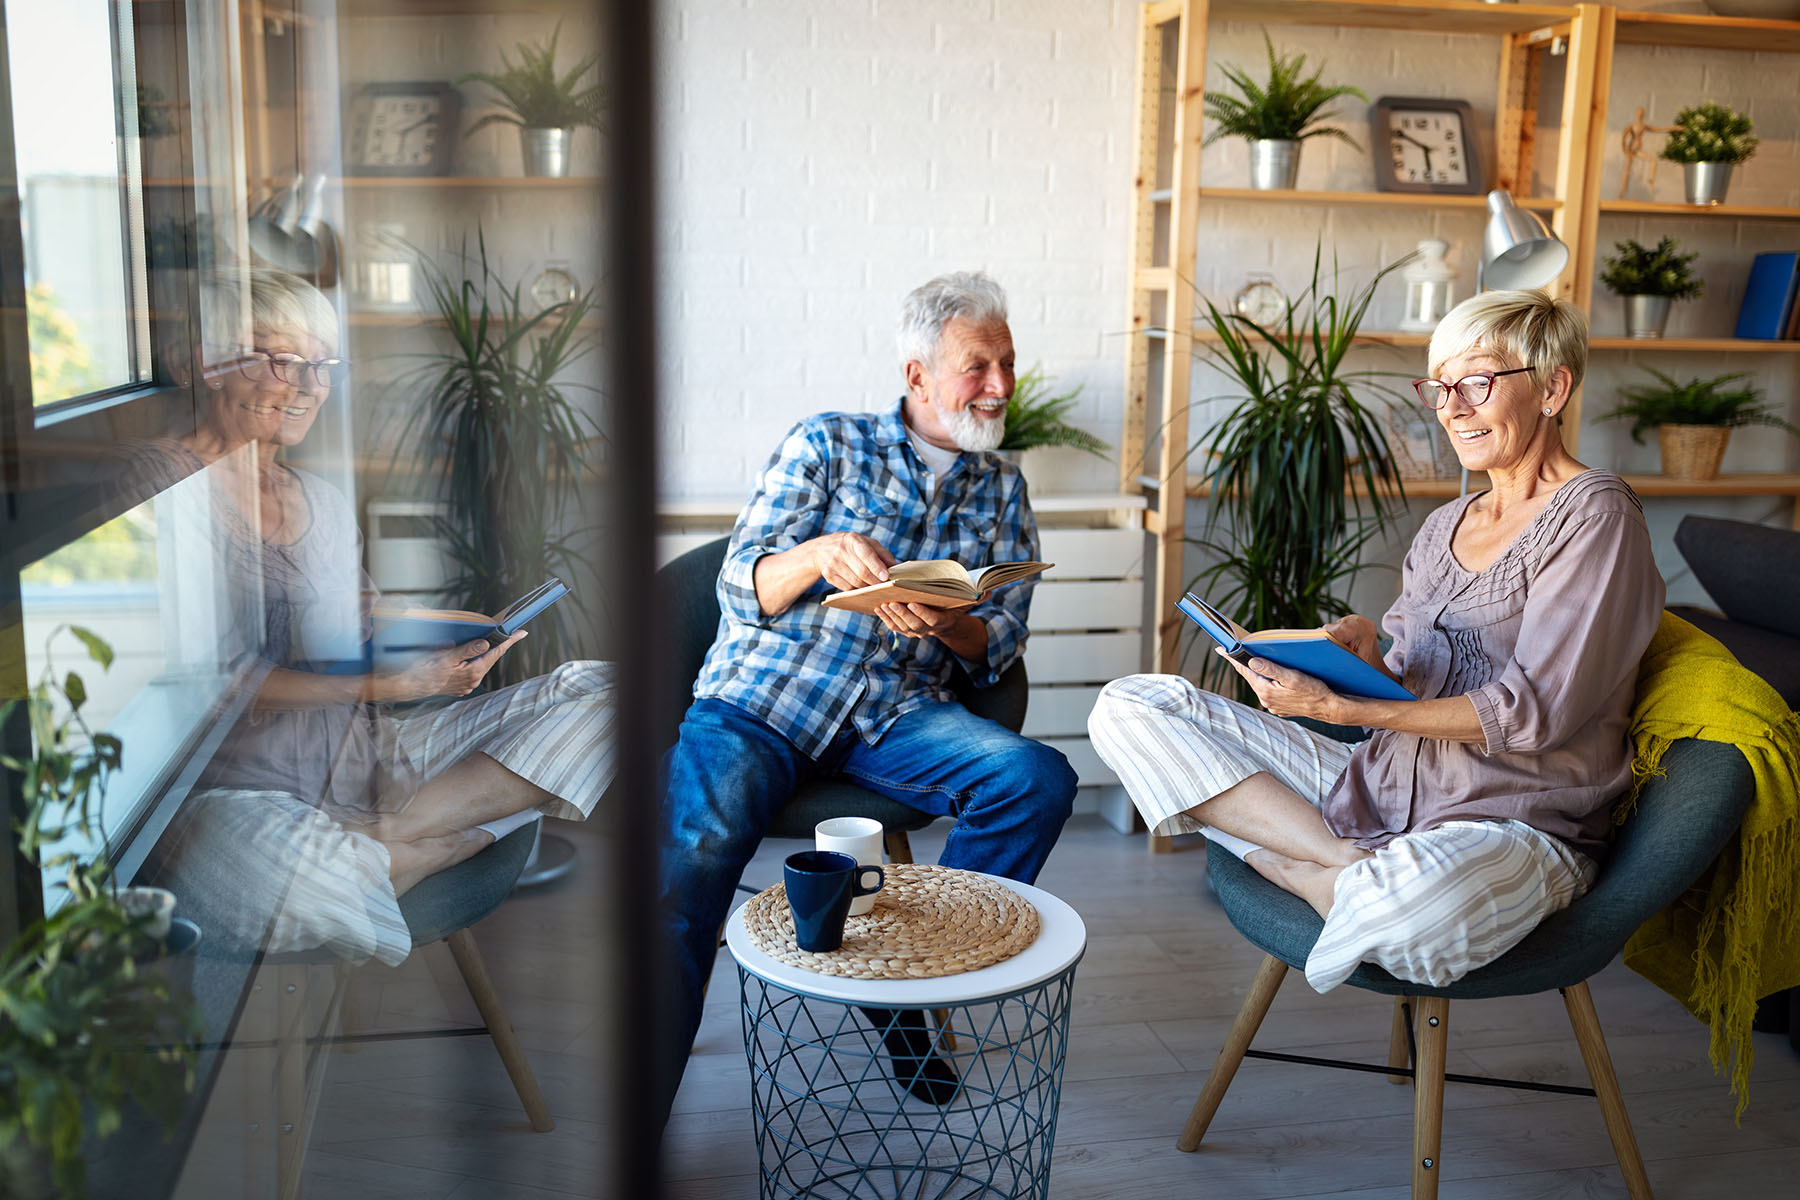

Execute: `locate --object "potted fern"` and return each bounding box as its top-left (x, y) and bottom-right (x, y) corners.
top-left (1598, 237), bottom-right (1703, 340)
top-left (1600, 368), bottom-right (1798, 480)
top-left (1, 628), bottom-right (202, 1199)
top-left (1186, 248), bottom-right (1411, 697)
top-left (1203, 31), bottom-right (1368, 190)
top-left (456, 22), bottom-right (604, 177)
top-left (1660, 101), bottom-right (1757, 205)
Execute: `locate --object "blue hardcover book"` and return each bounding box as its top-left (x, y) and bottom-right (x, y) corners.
top-left (1177, 593), bottom-right (1414, 702)
top-left (1734, 251), bottom-right (1800, 340)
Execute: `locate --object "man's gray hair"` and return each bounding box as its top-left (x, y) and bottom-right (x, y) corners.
top-left (896, 271), bottom-right (1008, 370)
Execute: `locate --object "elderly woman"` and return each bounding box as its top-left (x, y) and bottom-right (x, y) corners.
top-left (1089, 290), bottom-right (1664, 991)
top-left (136, 267), bottom-right (614, 963)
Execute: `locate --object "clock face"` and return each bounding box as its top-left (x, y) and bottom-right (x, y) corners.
top-left (1235, 280), bottom-right (1286, 326)
top-left (530, 265), bottom-right (579, 312)
top-left (353, 96), bottom-right (442, 168)
top-left (346, 85), bottom-right (460, 176)
top-left (1386, 110), bottom-right (1469, 187)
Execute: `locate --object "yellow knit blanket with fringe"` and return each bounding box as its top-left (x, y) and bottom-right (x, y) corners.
top-left (1619, 611), bottom-right (1800, 1118)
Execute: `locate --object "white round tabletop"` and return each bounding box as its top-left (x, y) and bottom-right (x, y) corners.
top-left (726, 872), bottom-right (1087, 1006)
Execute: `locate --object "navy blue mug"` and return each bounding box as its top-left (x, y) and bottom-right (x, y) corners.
top-left (783, 850), bottom-right (884, 952)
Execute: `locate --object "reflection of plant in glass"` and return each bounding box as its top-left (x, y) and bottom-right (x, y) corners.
top-left (25, 282), bottom-right (104, 407)
top-left (1001, 368), bottom-right (1110, 456)
top-left (400, 233), bottom-right (603, 685)
top-left (1185, 248), bottom-right (1410, 696)
top-left (0, 629), bottom-right (202, 1199)
top-left (456, 22), bottom-right (605, 133)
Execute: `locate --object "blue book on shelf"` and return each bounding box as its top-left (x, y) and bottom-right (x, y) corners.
top-left (1177, 593), bottom-right (1414, 702)
top-left (1734, 252), bottom-right (1800, 340)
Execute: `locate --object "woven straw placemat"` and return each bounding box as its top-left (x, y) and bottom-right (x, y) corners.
top-left (743, 862), bottom-right (1040, 979)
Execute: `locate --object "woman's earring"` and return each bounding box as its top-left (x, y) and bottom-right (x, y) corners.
top-left (207, 379), bottom-right (224, 391)
top-left (1543, 407), bottom-right (1552, 415)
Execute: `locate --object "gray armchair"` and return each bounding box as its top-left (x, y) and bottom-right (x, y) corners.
top-left (1670, 515), bottom-right (1800, 708)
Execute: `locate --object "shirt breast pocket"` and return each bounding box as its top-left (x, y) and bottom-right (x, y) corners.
top-left (828, 482), bottom-right (902, 536)
top-left (949, 509), bottom-right (999, 563)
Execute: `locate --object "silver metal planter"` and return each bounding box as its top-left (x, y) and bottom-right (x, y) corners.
top-left (1624, 294), bottom-right (1672, 339)
top-left (521, 127), bottom-right (572, 178)
top-left (1248, 139), bottom-right (1301, 190)
top-left (1683, 161), bottom-right (1734, 206)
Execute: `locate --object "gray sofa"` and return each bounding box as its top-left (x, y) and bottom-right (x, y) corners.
top-left (1669, 514), bottom-right (1800, 1049)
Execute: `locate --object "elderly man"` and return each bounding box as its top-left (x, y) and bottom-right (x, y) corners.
top-left (656, 271), bottom-right (1077, 1118)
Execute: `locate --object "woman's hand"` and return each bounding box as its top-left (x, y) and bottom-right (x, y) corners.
top-left (1221, 649), bottom-right (1344, 723)
top-left (1321, 614), bottom-right (1387, 672)
top-left (382, 632), bottom-right (526, 702)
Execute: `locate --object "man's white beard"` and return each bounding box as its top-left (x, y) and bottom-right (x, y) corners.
top-left (943, 404), bottom-right (1006, 453)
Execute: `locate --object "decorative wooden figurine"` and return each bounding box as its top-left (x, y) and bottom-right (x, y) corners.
top-left (1618, 106), bottom-right (1680, 200)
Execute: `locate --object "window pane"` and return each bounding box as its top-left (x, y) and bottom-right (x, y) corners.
top-left (4, 0), bottom-right (145, 407)
top-left (20, 464), bottom-right (259, 905)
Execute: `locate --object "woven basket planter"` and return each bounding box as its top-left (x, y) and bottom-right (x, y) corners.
top-left (1658, 424), bottom-right (1730, 480)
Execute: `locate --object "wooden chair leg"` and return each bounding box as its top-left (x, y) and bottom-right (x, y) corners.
top-left (1411, 996), bottom-right (1449, 1200)
top-left (1563, 982), bottom-right (1654, 1200)
top-left (446, 928), bottom-right (556, 1132)
top-left (1388, 996), bottom-right (1412, 1084)
top-left (1179, 954), bottom-right (1288, 1152)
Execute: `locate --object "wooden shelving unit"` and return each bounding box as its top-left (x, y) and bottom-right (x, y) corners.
top-left (1121, 0), bottom-right (1800, 686)
top-left (336, 175), bottom-right (596, 190)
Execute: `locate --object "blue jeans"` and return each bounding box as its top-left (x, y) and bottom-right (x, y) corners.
top-left (655, 697), bottom-right (1077, 1117)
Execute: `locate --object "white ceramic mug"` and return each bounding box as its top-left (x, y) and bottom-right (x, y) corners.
top-left (814, 816), bottom-right (884, 916)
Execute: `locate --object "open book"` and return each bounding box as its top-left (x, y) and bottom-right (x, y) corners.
top-left (821, 559), bottom-right (1052, 615)
top-left (371, 578), bottom-right (571, 661)
top-left (1177, 593), bottom-right (1413, 701)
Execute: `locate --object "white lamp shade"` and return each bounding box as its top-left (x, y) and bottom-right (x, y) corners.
top-left (1480, 190), bottom-right (1569, 292)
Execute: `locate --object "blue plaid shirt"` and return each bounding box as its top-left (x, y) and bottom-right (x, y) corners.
top-left (694, 399), bottom-right (1040, 758)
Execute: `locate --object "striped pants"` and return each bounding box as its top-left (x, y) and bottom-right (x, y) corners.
top-left (155, 661), bottom-right (617, 965)
top-left (1088, 674), bottom-right (1595, 992)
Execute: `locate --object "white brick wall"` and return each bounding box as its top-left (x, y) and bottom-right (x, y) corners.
top-left (655, 0), bottom-right (1135, 499)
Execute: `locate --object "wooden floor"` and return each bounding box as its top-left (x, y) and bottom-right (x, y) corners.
top-left (290, 816), bottom-right (1800, 1198)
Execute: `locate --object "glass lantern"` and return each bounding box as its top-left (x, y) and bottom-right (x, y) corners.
top-left (1400, 238), bottom-right (1457, 332)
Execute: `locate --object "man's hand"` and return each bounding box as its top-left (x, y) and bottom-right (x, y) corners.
top-left (810, 531), bottom-right (896, 591)
top-left (1221, 648), bottom-right (1343, 723)
top-left (384, 632), bottom-right (526, 701)
top-left (875, 600), bottom-right (964, 640)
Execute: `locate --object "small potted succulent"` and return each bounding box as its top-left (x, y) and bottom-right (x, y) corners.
top-left (456, 22), bottom-right (604, 178)
top-left (1600, 368), bottom-right (1798, 480)
top-left (1598, 237), bottom-right (1703, 340)
top-left (1659, 101), bottom-right (1758, 206)
top-left (1203, 30), bottom-right (1368, 191)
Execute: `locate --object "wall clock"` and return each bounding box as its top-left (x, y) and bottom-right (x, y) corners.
top-left (1370, 96), bottom-right (1484, 195)
top-left (346, 83), bottom-right (461, 177)
top-left (1234, 276), bottom-right (1287, 326)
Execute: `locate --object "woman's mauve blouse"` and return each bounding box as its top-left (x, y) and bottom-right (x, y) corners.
top-left (1322, 469), bottom-right (1664, 859)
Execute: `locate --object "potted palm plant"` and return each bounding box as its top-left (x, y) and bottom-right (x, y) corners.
top-left (1, 628), bottom-right (202, 1199)
top-left (399, 233), bottom-right (602, 686)
top-left (1659, 101), bottom-right (1757, 206)
top-left (1203, 31), bottom-right (1368, 190)
top-left (1186, 249), bottom-right (1411, 696)
top-left (456, 22), bottom-right (604, 177)
top-left (1598, 237), bottom-right (1703, 340)
top-left (1600, 368), bottom-right (1798, 480)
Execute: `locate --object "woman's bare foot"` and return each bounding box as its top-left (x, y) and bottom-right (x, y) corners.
top-left (385, 827), bottom-right (494, 896)
top-left (1245, 848), bottom-right (1349, 918)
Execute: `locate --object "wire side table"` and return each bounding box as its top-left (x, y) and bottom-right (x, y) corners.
top-left (726, 876), bottom-right (1085, 1200)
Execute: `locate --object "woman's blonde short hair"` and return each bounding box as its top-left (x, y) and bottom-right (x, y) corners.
top-left (200, 267), bottom-right (339, 359)
top-left (1427, 289), bottom-right (1587, 394)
